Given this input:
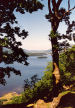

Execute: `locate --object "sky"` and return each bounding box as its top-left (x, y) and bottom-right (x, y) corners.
top-left (15, 0), bottom-right (75, 50)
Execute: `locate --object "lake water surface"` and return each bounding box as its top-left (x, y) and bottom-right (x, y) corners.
top-left (0, 55), bottom-right (52, 96)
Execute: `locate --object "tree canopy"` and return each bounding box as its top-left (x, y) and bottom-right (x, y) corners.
top-left (0, 0), bottom-right (43, 85)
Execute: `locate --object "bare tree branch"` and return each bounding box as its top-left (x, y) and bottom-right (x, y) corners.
top-left (52, 0), bottom-right (56, 7)
top-left (68, 0), bottom-right (70, 11)
top-left (48, 0), bottom-right (52, 14)
top-left (57, 6), bottom-right (75, 20)
top-left (48, 0), bottom-right (75, 22)
top-left (57, 0), bottom-right (63, 8)
top-left (64, 6), bottom-right (75, 16)
top-left (52, 0), bottom-right (57, 12)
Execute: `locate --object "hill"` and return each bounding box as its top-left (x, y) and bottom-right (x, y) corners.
top-left (24, 49), bottom-right (51, 56)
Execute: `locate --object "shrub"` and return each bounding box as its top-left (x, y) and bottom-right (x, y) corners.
top-left (10, 96), bottom-right (22, 104)
top-left (59, 45), bottom-right (75, 86)
top-left (22, 62), bottom-right (53, 104)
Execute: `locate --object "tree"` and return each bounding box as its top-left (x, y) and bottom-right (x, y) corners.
top-left (0, 0), bottom-right (43, 85)
top-left (59, 45), bottom-right (75, 87)
top-left (46, 0), bottom-right (75, 96)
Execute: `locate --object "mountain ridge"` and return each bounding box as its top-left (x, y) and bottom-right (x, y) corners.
top-left (24, 49), bottom-right (52, 56)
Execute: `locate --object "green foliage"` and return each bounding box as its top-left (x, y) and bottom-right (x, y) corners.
top-left (22, 88), bottom-right (33, 104)
top-left (21, 62), bottom-right (53, 104)
top-left (59, 45), bottom-right (75, 86)
top-left (9, 62), bottom-right (53, 105)
top-left (50, 30), bottom-right (58, 38)
top-left (24, 75), bottom-right (40, 91)
top-left (0, 0), bottom-right (43, 85)
top-left (9, 96), bottom-right (23, 104)
top-left (9, 46), bottom-right (75, 105)
top-left (0, 38), bottom-right (8, 47)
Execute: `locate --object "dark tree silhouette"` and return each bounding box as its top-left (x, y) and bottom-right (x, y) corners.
top-left (46, 0), bottom-right (75, 96)
top-left (0, 0), bottom-right (43, 85)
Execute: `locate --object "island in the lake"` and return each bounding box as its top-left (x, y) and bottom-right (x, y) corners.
top-left (37, 56), bottom-right (48, 59)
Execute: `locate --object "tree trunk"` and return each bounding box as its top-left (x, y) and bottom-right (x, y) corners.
top-left (51, 36), bottom-right (61, 96)
top-left (51, 23), bottom-right (61, 96)
top-left (51, 36), bottom-right (60, 83)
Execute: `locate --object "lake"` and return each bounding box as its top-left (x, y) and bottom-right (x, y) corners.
top-left (0, 55), bottom-right (52, 96)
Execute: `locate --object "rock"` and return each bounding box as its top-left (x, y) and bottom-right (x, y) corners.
top-left (50, 97), bottom-right (61, 108)
top-left (0, 92), bottom-right (20, 105)
top-left (33, 99), bottom-right (51, 108)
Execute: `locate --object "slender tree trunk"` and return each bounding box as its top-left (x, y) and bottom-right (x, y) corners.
top-left (51, 37), bottom-right (59, 69)
top-left (51, 22), bottom-right (61, 96)
top-left (51, 19), bottom-right (59, 69)
top-left (51, 36), bottom-right (61, 96)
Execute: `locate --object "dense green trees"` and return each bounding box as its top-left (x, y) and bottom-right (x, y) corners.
top-left (60, 45), bottom-right (75, 87)
top-left (0, 0), bottom-right (43, 85)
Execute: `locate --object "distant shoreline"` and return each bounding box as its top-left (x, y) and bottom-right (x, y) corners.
top-left (37, 56), bottom-right (48, 59)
